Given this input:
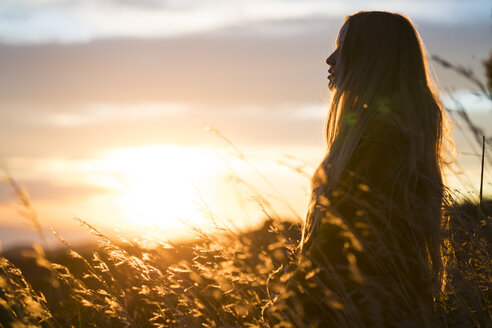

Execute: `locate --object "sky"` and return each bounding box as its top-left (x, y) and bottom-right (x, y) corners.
top-left (0, 0), bottom-right (491, 250)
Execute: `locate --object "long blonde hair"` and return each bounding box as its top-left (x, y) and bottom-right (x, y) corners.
top-left (301, 11), bottom-right (452, 283)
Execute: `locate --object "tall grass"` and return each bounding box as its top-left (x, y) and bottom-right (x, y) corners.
top-left (1, 180), bottom-right (490, 327)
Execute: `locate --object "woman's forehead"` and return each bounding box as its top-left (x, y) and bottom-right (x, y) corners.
top-left (337, 22), bottom-right (349, 46)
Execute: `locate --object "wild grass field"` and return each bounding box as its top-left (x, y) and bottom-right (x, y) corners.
top-left (0, 56), bottom-right (491, 327)
top-left (0, 192), bottom-right (490, 327)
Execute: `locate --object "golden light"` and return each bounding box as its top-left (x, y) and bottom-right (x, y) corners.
top-left (94, 145), bottom-right (224, 233)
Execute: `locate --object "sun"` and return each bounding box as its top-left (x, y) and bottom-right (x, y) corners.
top-left (99, 145), bottom-right (223, 232)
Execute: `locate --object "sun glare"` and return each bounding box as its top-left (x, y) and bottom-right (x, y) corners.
top-left (98, 145), bottom-right (223, 233)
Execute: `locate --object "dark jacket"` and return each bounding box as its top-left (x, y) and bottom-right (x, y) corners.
top-left (287, 119), bottom-right (437, 327)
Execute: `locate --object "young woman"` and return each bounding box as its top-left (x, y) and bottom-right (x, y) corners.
top-left (286, 11), bottom-right (452, 327)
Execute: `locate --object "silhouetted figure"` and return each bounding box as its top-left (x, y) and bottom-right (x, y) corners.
top-left (284, 11), bottom-right (453, 327)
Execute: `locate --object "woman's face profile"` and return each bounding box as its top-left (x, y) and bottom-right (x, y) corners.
top-left (326, 22), bottom-right (348, 91)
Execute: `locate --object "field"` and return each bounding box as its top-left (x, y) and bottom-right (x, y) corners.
top-left (0, 195), bottom-right (490, 327)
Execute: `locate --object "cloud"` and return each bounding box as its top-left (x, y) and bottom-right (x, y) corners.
top-left (0, 179), bottom-right (109, 203)
top-left (0, 15), bottom-right (489, 107)
top-left (0, 102), bottom-right (327, 159)
top-left (0, 0), bottom-right (488, 44)
top-left (0, 18), bottom-right (337, 105)
top-left (443, 90), bottom-right (492, 113)
top-left (47, 103), bottom-right (190, 127)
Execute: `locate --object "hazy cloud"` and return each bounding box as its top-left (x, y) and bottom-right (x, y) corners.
top-left (0, 179), bottom-right (108, 203)
top-left (0, 16), bottom-right (489, 106)
top-left (0, 0), bottom-right (488, 43)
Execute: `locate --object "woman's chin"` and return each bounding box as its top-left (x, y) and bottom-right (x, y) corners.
top-left (328, 80), bottom-right (336, 91)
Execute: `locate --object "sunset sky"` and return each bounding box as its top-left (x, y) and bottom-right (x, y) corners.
top-left (0, 0), bottom-right (491, 250)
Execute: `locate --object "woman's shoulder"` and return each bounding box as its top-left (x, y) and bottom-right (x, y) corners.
top-left (366, 94), bottom-right (406, 131)
top-left (345, 116), bottom-right (409, 189)
top-left (358, 116), bottom-right (407, 154)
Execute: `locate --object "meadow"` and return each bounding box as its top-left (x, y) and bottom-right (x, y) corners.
top-left (0, 56), bottom-right (491, 327)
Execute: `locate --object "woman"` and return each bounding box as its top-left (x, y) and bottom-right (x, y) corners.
top-left (285, 11), bottom-right (452, 327)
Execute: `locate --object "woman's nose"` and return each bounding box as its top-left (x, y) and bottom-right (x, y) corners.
top-left (326, 53), bottom-right (335, 66)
